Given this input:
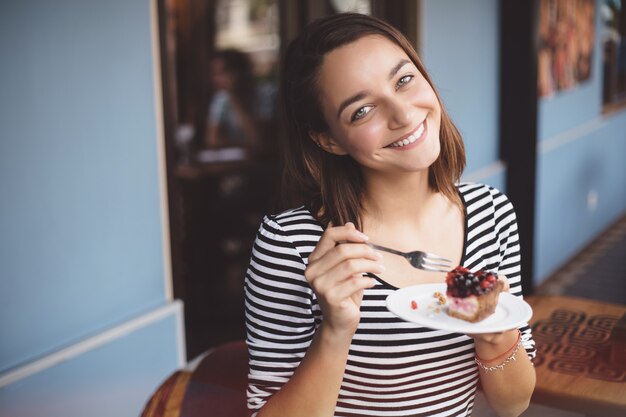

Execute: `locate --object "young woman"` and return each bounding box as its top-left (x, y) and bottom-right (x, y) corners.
top-left (244, 13), bottom-right (536, 417)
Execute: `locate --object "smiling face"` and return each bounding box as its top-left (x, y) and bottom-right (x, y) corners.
top-left (313, 35), bottom-right (442, 177)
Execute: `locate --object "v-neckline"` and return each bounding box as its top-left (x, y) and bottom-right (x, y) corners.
top-left (309, 186), bottom-right (469, 291)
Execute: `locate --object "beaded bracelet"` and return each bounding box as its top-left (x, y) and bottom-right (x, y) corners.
top-left (474, 330), bottom-right (523, 372)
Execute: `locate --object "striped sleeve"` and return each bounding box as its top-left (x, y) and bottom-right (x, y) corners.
top-left (490, 187), bottom-right (536, 359)
top-left (244, 214), bottom-right (316, 413)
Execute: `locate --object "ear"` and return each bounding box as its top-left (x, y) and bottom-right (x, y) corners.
top-left (309, 131), bottom-right (348, 156)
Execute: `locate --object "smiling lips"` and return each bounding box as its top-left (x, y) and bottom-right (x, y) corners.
top-left (386, 119), bottom-right (427, 149)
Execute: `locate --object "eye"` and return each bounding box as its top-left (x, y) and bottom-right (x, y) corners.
top-left (351, 105), bottom-right (373, 122)
top-left (396, 75), bottom-right (413, 89)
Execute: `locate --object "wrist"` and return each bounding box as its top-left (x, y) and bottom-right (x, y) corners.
top-left (474, 329), bottom-right (520, 360)
top-left (318, 322), bottom-right (355, 350)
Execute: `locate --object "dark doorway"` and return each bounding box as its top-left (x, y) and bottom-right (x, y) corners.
top-left (157, 0), bottom-right (421, 359)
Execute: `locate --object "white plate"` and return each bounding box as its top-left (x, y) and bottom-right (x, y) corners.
top-left (386, 283), bottom-right (533, 334)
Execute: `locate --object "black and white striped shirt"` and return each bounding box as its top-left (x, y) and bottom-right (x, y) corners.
top-left (245, 183), bottom-right (536, 416)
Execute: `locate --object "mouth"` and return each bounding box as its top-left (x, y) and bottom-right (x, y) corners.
top-left (384, 119), bottom-right (428, 149)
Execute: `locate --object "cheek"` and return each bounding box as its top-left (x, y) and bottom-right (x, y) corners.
top-left (422, 119), bottom-right (441, 162)
top-left (427, 102), bottom-right (442, 140)
top-left (431, 122), bottom-right (442, 155)
top-left (428, 111), bottom-right (442, 133)
top-left (432, 135), bottom-right (442, 156)
top-left (343, 123), bottom-right (385, 153)
top-left (420, 136), bottom-right (441, 167)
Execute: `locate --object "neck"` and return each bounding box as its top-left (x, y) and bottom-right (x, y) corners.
top-left (360, 170), bottom-right (437, 231)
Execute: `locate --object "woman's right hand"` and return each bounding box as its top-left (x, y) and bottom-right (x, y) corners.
top-left (304, 222), bottom-right (385, 338)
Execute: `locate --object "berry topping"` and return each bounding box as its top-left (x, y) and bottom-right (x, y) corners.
top-left (445, 266), bottom-right (498, 297)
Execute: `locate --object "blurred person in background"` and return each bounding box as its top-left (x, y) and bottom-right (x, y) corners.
top-left (205, 48), bottom-right (275, 148)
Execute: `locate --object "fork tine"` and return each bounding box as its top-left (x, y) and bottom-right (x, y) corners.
top-left (421, 258), bottom-right (452, 269)
top-left (422, 252), bottom-right (452, 263)
top-left (367, 241), bottom-right (453, 272)
top-left (418, 264), bottom-right (450, 273)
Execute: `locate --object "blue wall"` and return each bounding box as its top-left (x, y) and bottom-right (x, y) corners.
top-left (535, 2), bottom-right (626, 282)
top-left (0, 0), bottom-right (184, 415)
top-left (536, 113), bottom-right (626, 281)
top-left (422, 0), bottom-right (505, 191)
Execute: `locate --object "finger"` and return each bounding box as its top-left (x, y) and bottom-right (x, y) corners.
top-left (467, 332), bottom-right (503, 342)
top-left (324, 274), bottom-right (377, 306)
top-left (309, 242), bottom-right (382, 279)
top-left (309, 222), bottom-right (369, 263)
top-left (498, 274), bottom-right (510, 293)
top-left (312, 258), bottom-right (385, 293)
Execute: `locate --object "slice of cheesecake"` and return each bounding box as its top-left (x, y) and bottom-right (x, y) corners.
top-left (445, 266), bottom-right (504, 323)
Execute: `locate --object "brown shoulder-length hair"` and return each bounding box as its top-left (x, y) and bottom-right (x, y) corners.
top-left (279, 13), bottom-right (465, 229)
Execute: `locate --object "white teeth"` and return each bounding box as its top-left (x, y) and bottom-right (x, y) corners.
top-left (389, 123), bottom-right (425, 148)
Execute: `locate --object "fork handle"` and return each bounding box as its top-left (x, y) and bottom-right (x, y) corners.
top-left (366, 242), bottom-right (408, 258)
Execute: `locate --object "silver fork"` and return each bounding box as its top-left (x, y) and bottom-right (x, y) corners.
top-left (367, 242), bottom-right (453, 273)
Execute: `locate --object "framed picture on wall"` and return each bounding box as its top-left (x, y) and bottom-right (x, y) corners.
top-left (537, 0), bottom-right (596, 98)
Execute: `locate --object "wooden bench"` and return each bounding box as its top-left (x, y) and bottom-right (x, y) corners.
top-left (527, 295), bottom-right (626, 417)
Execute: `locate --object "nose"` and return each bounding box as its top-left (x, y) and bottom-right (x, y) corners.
top-left (387, 96), bottom-right (415, 130)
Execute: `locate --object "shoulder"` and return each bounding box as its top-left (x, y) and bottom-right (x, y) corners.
top-left (457, 182), bottom-right (518, 241)
top-left (208, 90), bottom-right (229, 115)
top-left (457, 182), bottom-right (515, 212)
top-left (262, 206), bottom-right (322, 233)
top-left (256, 81), bottom-right (277, 100)
top-left (258, 207), bottom-right (323, 254)
top-left (210, 90), bottom-right (229, 106)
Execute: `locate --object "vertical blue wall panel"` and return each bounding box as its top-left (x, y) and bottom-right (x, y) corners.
top-left (0, 0), bottom-right (167, 372)
top-left (422, 0), bottom-right (500, 175)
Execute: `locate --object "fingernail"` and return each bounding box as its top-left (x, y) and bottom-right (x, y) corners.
top-left (376, 264), bottom-right (386, 272)
top-left (358, 231), bottom-right (369, 241)
top-left (374, 251), bottom-right (383, 259)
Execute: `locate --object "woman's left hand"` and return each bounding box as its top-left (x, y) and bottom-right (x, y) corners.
top-left (466, 275), bottom-right (536, 417)
top-left (468, 274), bottom-right (514, 346)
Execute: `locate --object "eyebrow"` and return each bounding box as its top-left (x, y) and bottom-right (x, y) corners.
top-left (389, 59), bottom-right (411, 79)
top-left (336, 59), bottom-right (412, 119)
